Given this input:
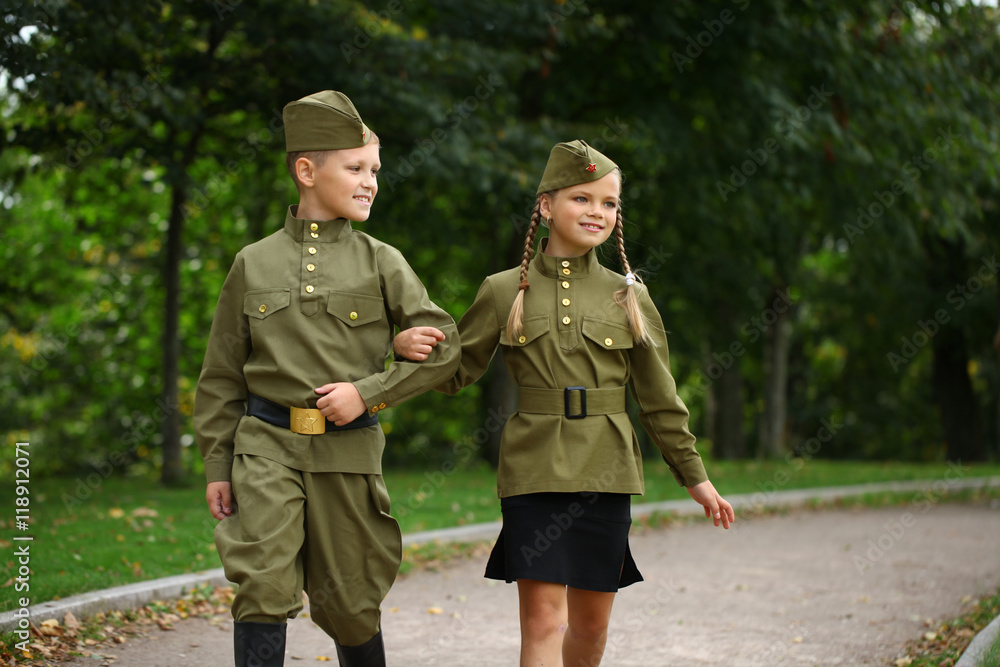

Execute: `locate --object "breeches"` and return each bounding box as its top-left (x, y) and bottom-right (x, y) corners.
top-left (215, 454), bottom-right (402, 646)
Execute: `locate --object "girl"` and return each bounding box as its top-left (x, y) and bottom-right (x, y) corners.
top-left (396, 140), bottom-right (733, 666)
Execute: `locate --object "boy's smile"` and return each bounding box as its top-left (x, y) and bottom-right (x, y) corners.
top-left (296, 142), bottom-right (381, 221)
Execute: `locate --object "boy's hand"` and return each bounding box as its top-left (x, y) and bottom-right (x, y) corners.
top-left (207, 481), bottom-right (233, 520)
top-left (315, 382), bottom-right (367, 425)
top-left (393, 326), bottom-right (446, 361)
top-left (687, 479), bottom-right (735, 529)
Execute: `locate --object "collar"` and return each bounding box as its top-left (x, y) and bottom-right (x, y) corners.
top-left (531, 237), bottom-right (600, 279)
top-left (282, 205), bottom-right (353, 243)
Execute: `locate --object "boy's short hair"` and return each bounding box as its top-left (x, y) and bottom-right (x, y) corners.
top-left (284, 131), bottom-right (381, 191)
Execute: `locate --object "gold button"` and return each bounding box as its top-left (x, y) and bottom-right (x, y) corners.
top-left (305, 285), bottom-right (314, 294)
top-left (311, 232), bottom-right (319, 239)
top-left (371, 406), bottom-right (379, 414)
top-left (605, 337), bottom-right (613, 346)
top-left (379, 402), bottom-right (387, 409)
top-left (561, 281), bottom-right (570, 289)
top-left (310, 223), bottom-right (319, 231)
top-left (518, 335), bottom-right (526, 344)
top-left (562, 268), bottom-right (571, 275)
top-left (562, 316), bottom-right (571, 325)
top-left (562, 298), bottom-right (570, 306)
top-left (259, 305), bottom-right (267, 313)
top-left (307, 263), bottom-right (316, 272)
top-left (349, 311), bottom-right (358, 320)
top-left (308, 247), bottom-right (317, 255)
top-left (561, 260), bottom-right (570, 267)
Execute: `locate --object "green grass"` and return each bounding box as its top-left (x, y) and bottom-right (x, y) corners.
top-left (2, 459), bottom-right (999, 613)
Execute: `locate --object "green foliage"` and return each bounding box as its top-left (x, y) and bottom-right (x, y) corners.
top-left (0, 0), bottom-right (998, 476)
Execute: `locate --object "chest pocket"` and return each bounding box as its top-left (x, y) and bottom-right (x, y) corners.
top-left (244, 289), bottom-right (290, 319)
top-left (582, 317), bottom-right (633, 350)
top-left (327, 291), bottom-right (384, 327)
top-left (500, 315), bottom-right (550, 347)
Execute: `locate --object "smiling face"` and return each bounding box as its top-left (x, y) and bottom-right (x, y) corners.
top-left (539, 171), bottom-right (620, 257)
top-left (294, 142), bottom-right (380, 221)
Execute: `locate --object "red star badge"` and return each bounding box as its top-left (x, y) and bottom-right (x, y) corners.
top-left (586, 162), bottom-right (597, 173)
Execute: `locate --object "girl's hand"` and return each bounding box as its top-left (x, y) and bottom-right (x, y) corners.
top-left (393, 326), bottom-right (446, 361)
top-left (687, 480), bottom-right (734, 529)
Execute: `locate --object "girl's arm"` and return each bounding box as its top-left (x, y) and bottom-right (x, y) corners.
top-left (392, 277), bottom-right (502, 394)
top-left (628, 289), bottom-right (733, 528)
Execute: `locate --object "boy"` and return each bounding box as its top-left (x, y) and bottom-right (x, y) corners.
top-left (194, 90), bottom-right (459, 667)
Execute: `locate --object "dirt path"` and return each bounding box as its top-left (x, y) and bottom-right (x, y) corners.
top-left (60, 502), bottom-right (1000, 666)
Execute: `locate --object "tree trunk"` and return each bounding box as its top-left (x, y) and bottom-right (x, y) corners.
top-left (709, 303), bottom-right (746, 460)
top-left (932, 326), bottom-right (986, 462)
top-left (712, 356), bottom-right (746, 460)
top-left (702, 340), bottom-right (716, 446)
top-left (759, 286), bottom-right (792, 459)
top-left (160, 183), bottom-right (187, 485)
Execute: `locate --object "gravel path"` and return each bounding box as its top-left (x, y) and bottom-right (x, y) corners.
top-left (57, 501), bottom-right (1000, 666)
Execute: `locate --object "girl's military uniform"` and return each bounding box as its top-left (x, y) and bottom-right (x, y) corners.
top-left (440, 239), bottom-right (707, 499)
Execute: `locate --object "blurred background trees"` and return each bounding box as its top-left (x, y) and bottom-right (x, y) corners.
top-left (1, 0), bottom-right (997, 482)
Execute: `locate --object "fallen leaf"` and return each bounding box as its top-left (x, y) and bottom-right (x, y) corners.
top-left (923, 632), bottom-right (937, 641)
top-left (791, 636), bottom-right (803, 643)
top-left (427, 607), bottom-right (444, 615)
top-left (316, 656), bottom-right (331, 661)
top-left (389, 607), bottom-right (400, 613)
top-left (64, 611), bottom-right (80, 629)
top-left (131, 508), bottom-right (159, 518)
top-left (109, 508), bottom-right (125, 518)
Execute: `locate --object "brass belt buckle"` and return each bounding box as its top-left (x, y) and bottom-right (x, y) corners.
top-left (290, 407), bottom-right (326, 435)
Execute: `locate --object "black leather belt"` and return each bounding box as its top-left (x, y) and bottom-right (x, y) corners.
top-left (246, 393), bottom-right (379, 434)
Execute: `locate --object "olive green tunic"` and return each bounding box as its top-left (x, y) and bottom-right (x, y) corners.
top-left (439, 242), bottom-right (707, 498)
top-left (195, 206), bottom-right (460, 482)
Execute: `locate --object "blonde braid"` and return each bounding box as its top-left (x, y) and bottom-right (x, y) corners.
top-left (613, 209), bottom-right (655, 346)
top-left (506, 198), bottom-right (542, 341)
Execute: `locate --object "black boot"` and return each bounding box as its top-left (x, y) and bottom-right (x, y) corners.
top-left (334, 630), bottom-right (385, 667)
top-left (234, 621), bottom-right (286, 667)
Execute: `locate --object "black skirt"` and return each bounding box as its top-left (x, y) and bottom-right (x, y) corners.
top-left (484, 492), bottom-right (643, 593)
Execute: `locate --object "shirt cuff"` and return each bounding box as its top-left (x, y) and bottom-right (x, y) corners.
top-left (205, 459), bottom-right (234, 484)
top-left (353, 377), bottom-right (390, 417)
top-left (668, 456), bottom-right (709, 487)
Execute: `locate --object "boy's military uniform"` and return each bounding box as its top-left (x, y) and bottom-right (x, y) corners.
top-left (194, 91), bottom-right (459, 667)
